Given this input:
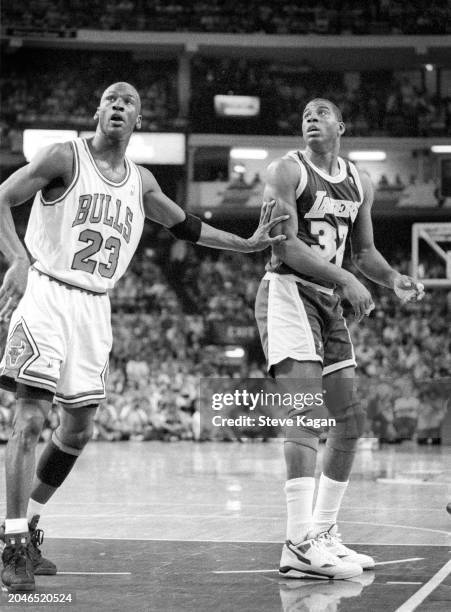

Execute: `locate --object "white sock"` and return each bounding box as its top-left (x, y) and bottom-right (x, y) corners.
top-left (284, 477), bottom-right (315, 544)
top-left (311, 473), bottom-right (348, 536)
top-left (5, 518), bottom-right (29, 534)
top-left (27, 499), bottom-right (46, 523)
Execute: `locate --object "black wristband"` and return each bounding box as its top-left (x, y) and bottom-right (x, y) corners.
top-left (169, 213), bottom-right (202, 243)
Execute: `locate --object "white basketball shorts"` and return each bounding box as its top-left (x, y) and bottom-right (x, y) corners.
top-left (0, 267), bottom-right (112, 408)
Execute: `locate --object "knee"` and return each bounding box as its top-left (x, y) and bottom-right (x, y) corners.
top-left (12, 407), bottom-right (46, 449)
top-left (328, 401), bottom-right (366, 446)
top-left (284, 437), bottom-right (319, 453)
top-left (285, 404), bottom-right (323, 449)
top-left (56, 422), bottom-right (94, 451)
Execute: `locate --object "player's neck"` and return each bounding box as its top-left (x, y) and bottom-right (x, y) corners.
top-left (303, 147), bottom-right (340, 177)
top-left (89, 133), bottom-right (130, 169)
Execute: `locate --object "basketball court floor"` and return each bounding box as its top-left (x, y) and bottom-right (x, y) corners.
top-left (0, 440), bottom-right (450, 611)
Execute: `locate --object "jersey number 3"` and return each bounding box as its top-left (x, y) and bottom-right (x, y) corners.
top-left (72, 229), bottom-right (121, 279)
top-left (309, 221), bottom-right (348, 267)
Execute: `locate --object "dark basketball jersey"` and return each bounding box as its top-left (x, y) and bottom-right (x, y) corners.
top-left (267, 150), bottom-right (364, 291)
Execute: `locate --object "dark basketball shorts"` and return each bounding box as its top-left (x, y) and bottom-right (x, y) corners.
top-left (255, 272), bottom-right (356, 376)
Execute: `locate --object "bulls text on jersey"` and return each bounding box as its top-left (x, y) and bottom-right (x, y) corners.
top-left (72, 194), bottom-right (133, 244)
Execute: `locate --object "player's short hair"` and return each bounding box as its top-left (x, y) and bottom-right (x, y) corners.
top-left (101, 82), bottom-right (142, 113)
top-left (304, 98), bottom-right (343, 122)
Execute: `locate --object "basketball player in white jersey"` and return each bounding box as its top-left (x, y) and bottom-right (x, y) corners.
top-left (255, 98), bottom-right (424, 579)
top-left (0, 82), bottom-right (287, 591)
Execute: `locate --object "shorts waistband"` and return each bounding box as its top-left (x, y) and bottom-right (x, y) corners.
top-left (263, 271), bottom-right (334, 295)
top-left (31, 266), bottom-right (107, 296)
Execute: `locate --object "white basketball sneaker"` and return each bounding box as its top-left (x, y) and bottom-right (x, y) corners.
top-left (279, 537), bottom-right (363, 580)
top-left (314, 524), bottom-right (375, 570)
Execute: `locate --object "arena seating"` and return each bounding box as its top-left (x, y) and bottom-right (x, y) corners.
top-left (2, 0), bottom-right (451, 35)
top-left (2, 239), bottom-right (448, 443)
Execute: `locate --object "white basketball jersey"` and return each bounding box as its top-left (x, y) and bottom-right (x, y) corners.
top-left (26, 138), bottom-right (145, 292)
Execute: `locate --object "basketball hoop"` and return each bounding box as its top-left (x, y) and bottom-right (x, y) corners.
top-left (412, 222), bottom-right (451, 288)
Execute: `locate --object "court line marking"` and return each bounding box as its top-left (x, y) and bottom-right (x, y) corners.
top-left (339, 521), bottom-right (451, 537)
top-left (213, 557), bottom-right (424, 574)
top-left (34, 517), bottom-right (451, 537)
top-left (387, 582), bottom-right (423, 585)
top-left (377, 478), bottom-right (451, 486)
top-left (395, 558), bottom-right (451, 612)
top-left (374, 558), bottom-right (424, 566)
top-left (0, 503), bottom-right (448, 513)
top-left (39, 536), bottom-right (451, 545)
top-left (57, 572), bottom-right (131, 576)
top-left (402, 470), bottom-right (445, 475)
top-left (213, 569), bottom-right (276, 574)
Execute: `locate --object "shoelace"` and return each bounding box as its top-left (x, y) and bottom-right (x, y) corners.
top-left (330, 530), bottom-right (343, 544)
top-left (317, 530), bottom-right (344, 546)
top-left (4, 547), bottom-right (26, 568)
top-left (307, 538), bottom-right (340, 564)
top-left (30, 529), bottom-right (44, 547)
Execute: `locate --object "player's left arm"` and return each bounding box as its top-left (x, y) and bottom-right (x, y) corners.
top-left (139, 166), bottom-right (288, 252)
top-left (351, 171), bottom-right (424, 302)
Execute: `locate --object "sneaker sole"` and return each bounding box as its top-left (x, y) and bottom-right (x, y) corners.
top-left (279, 565), bottom-right (362, 580)
top-left (337, 556), bottom-right (375, 570)
top-left (279, 567), bottom-right (331, 580)
top-left (362, 561), bottom-right (375, 570)
top-left (34, 567), bottom-right (57, 576)
top-left (2, 581), bottom-right (35, 592)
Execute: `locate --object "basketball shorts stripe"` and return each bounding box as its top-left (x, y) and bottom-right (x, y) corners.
top-left (255, 273), bottom-right (356, 375)
top-left (0, 267), bottom-right (112, 407)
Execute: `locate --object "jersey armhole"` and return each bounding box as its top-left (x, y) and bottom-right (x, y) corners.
top-left (135, 163), bottom-right (145, 217)
top-left (347, 161), bottom-right (364, 203)
top-left (283, 151), bottom-right (308, 199)
top-left (40, 141), bottom-right (80, 206)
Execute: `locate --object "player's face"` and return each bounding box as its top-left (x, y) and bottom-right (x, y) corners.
top-left (96, 85), bottom-right (142, 138)
top-left (302, 102), bottom-right (344, 148)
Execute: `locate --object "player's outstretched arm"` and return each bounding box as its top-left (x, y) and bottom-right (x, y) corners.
top-left (140, 166), bottom-right (288, 252)
top-left (265, 159), bottom-right (374, 320)
top-left (0, 142), bottom-right (73, 320)
top-left (351, 171), bottom-right (424, 303)
top-left (197, 199), bottom-right (288, 252)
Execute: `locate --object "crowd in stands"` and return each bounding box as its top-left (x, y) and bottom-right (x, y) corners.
top-left (1, 50), bottom-right (450, 143)
top-left (2, 0), bottom-right (451, 35)
top-left (191, 59), bottom-right (451, 137)
top-left (0, 50), bottom-right (180, 140)
top-left (0, 235), bottom-right (449, 445)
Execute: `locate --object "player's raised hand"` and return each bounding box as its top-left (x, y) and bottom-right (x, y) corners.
top-left (393, 275), bottom-right (425, 303)
top-left (0, 258), bottom-right (29, 322)
top-left (340, 274), bottom-right (375, 322)
top-left (247, 200), bottom-right (289, 252)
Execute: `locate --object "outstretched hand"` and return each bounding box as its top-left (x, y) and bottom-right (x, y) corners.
top-left (247, 200), bottom-right (289, 252)
top-left (393, 275), bottom-right (425, 303)
top-left (0, 259), bottom-right (29, 322)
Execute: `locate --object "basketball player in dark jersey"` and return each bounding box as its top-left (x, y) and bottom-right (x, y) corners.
top-left (255, 98), bottom-right (424, 579)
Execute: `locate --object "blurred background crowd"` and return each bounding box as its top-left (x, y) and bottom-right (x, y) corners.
top-left (0, 0), bottom-right (450, 447)
top-left (1, 230), bottom-right (449, 446)
top-left (2, 0), bottom-right (451, 35)
top-left (1, 51), bottom-right (450, 144)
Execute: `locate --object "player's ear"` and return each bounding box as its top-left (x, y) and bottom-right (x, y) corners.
top-left (93, 107), bottom-right (100, 121)
top-left (338, 121), bottom-right (345, 136)
top-left (135, 115), bottom-right (142, 130)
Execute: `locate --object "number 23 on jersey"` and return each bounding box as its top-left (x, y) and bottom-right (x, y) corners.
top-left (71, 229), bottom-right (121, 279)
